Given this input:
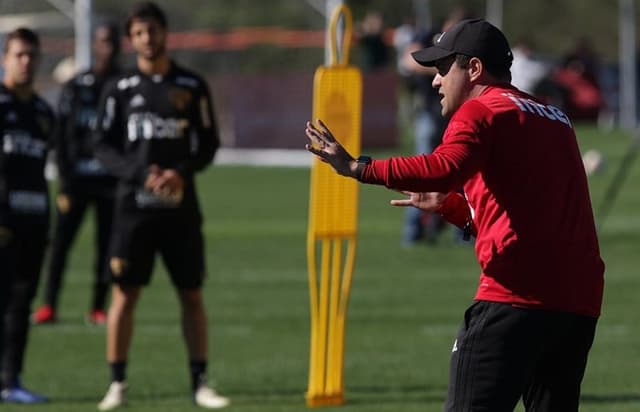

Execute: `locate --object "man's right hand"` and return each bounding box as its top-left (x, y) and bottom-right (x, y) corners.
top-left (305, 119), bottom-right (360, 178)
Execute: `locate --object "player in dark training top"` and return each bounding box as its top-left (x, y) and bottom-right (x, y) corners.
top-left (0, 27), bottom-right (55, 404)
top-left (32, 22), bottom-right (121, 326)
top-left (94, 2), bottom-right (229, 410)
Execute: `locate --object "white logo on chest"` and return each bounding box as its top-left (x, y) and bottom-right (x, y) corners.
top-left (3, 131), bottom-right (47, 158)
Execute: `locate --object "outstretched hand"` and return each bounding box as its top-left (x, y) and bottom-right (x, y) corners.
top-left (305, 119), bottom-right (358, 178)
top-left (390, 191), bottom-right (447, 213)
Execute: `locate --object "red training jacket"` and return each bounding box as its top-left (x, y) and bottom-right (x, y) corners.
top-left (360, 84), bottom-right (604, 318)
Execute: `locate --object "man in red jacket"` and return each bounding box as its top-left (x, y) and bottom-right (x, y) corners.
top-left (305, 19), bottom-right (604, 412)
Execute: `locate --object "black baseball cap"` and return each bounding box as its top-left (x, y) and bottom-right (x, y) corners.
top-left (412, 19), bottom-right (513, 68)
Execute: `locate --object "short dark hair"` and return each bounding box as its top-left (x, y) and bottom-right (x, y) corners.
top-left (455, 54), bottom-right (512, 83)
top-left (3, 27), bottom-right (40, 55)
top-left (125, 2), bottom-right (168, 36)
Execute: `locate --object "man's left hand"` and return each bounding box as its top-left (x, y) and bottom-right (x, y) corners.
top-left (155, 169), bottom-right (184, 198)
top-left (145, 165), bottom-right (184, 198)
top-left (390, 191), bottom-right (447, 213)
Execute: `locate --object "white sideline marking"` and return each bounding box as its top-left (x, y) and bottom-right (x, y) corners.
top-left (45, 148), bottom-right (313, 180)
top-left (215, 148), bottom-right (312, 168)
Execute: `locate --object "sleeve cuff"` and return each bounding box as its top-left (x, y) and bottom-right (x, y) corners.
top-left (436, 192), bottom-right (471, 228)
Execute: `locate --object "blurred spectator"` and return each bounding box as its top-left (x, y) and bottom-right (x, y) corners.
top-left (564, 36), bottom-right (601, 87)
top-left (393, 16), bottom-right (416, 77)
top-left (550, 39), bottom-right (605, 122)
top-left (510, 37), bottom-right (551, 95)
top-left (597, 61), bottom-right (618, 129)
top-left (398, 7), bottom-right (475, 246)
top-left (393, 16), bottom-right (417, 130)
top-left (357, 11), bottom-right (390, 71)
top-left (400, 26), bottom-right (446, 245)
top-left (548, 37), bottom-right (604, 122)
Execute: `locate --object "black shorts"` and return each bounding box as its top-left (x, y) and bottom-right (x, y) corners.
top-left (107, 212), bottom-right (205, 289)
top-left (445, 301), bottom-right (597, 412)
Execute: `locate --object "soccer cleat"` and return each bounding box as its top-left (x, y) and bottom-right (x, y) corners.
top-left (86, 309), bottom-right (108, 325)
top-left (193, 384), bottom-right (230, 409)
top-left (32, 304), bottom-right (56, 324)
top-left (97, 381), bottom-right (127, 411)
top-left (1, 384), bottom-right (48, 403)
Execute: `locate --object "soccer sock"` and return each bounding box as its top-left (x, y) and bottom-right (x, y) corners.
top-left (93, 279), bottom-right (108, 310)
top-left (110, 361), bottom-right (127, 383)
top-left (189, 360), bottom-right (207, 391)
top-left (0, 371), bottom-right (18, 389)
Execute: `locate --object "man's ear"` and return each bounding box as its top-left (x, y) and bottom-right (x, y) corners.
top-left (468, 57), bottom-right (483, 81)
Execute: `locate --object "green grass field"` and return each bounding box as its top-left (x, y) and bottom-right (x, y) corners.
top-left (7, 124), bottom-right (640, 411)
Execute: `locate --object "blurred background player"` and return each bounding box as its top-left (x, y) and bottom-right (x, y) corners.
top-left (551, 37), bottom-right (605, 122)
top-left (356, 10), bottom-right (390, 72)
top-left (398, 8), bottom-right (472, 246)
top-left (93, 2), bottom-right (229, 409)
top-left (0, 27), bottom-right (55, 404)
top-left (399, 25), bottom-right (447, 245)
top-left (32, 21), bottom-right (121, 326)
top-left (510, 36), bottom-right (551, 96)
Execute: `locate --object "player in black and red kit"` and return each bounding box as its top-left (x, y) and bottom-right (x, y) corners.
top-left (32, 22), bottom-right (121, 326)
top-left (0, 28), bottom-right (54, 404)
top-left (94, 2), bottom-right (228, 410)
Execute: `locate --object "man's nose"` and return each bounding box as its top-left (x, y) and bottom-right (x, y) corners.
top-left (432, 74), bottom-right (442, 88)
